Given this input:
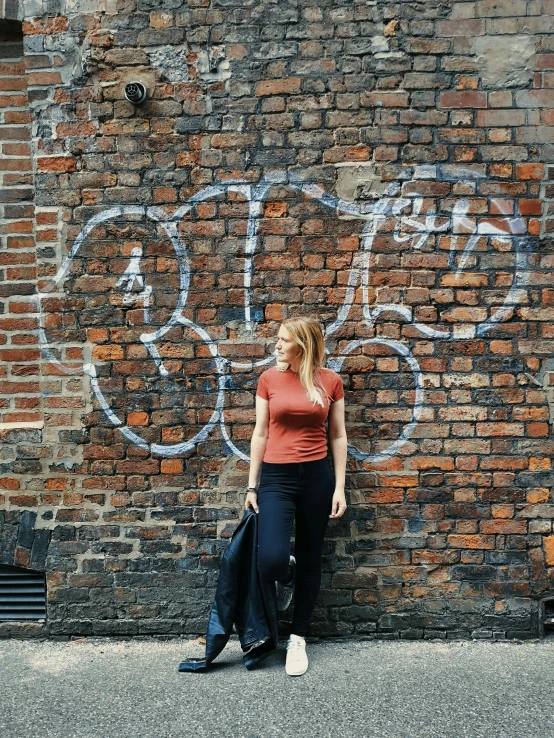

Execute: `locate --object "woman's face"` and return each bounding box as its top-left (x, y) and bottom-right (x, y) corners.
top-left (275, 325), bottom-right (302, 365)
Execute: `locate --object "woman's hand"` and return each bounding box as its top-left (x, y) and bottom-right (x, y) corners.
top-left (245, 490), bottom-right (259, 514)
top-left (329, 490), bottom-right (347, 519)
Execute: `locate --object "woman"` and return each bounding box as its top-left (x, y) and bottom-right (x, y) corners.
top-left (245, 316), bottom-right (348, 677)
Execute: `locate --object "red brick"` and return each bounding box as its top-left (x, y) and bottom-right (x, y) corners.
top-left (22, 16), bottom-right (69, 35)
top-left (2, 143), bottom-right (31, 156)
top-left (441, 273), bottom-right (488, 287)
top-left (439, 91), bottom-right (487, 109)
top-left (0, 94), bottom-right (28, 108)
top-left (127, 411), bottom-right (149, 426)
top-left (519, 199), bottom-right (542, 215)
top-left (36, 156), bottom-right (77, 173)
top-left (515, 163), bottom-right (545, 180)
top-left (0, 349), bottom-right (39, 362)
top-left (527, 423), bottom-right (549, 437)
top-left (537, 54), bottom-right (554, 70)
top-left (0, 63), bottom-right (25, 75)
top-left (4, 111), bottom-right (31, 124)
top-left (326, 145), bottom-right (373, 163)
top-left (0, 317), bottom-right (38, 331)
top-left (56, 122), bottom-right (98, 137)
top-left (9, 495), bottom-right (38, 506)
top-left (265, 304), bottom-right (287, 320)
top-left (447, 535), bottom-right (495, 550)
top-left (46, 479), bottom-right (68, 491)
top-left (255, 78), bottom-right (301, 96)
top-left (44, 397), bottom-right (83, 408)
top-left (161, 459), bottom-right (183, 474)
top-left (26, 71), bottom-right (62, 86)
top-left (476, 109), bottom-right (525, 127)
top-left (0, 252), bottom-right (36, 266)
top-left (545, 537), bottom-right (554, 567)
top-left (361, 91), bottom-right (409, 108)
top-left (7, 304), bottom-right (36, 318)
top-left (210, 133), bottom-right (258, 148)
top-left (36, 212), bottom-right (57, 225)
top-left (480, 520), bottom-right (527, 535)
top-left (264, 201), bottom-right (287, 218)
top-left (0, 126), bottom-right (30, 140)
top-left (3, 412), bottom-right (41, 423)
top-left (476, 423), bottom-right (525, 437)
top-left (7, 236), bottom-right (35, 249)
top-left (6, 267), bottom-right (36, 280)
top-left (0, 77), bottom-right (27, 91)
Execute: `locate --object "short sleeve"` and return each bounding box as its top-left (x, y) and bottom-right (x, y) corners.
top-left (332, 372), bottom-right (344, 402)
top-left (256, 371), bottom-right (269, 400)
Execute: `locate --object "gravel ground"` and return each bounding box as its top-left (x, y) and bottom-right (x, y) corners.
top-left (1, 636), bottom-right (554, 738)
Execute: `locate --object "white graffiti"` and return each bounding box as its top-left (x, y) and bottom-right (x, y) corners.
top-left (38, 167), bottom-right (531, 463)
top-left (115, 246), bottom-right (153, 324)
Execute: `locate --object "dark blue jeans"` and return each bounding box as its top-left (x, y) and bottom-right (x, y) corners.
top-left (256, 457), bottom-right (336, 638)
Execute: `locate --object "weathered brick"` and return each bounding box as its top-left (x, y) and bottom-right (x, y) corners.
top-left (437, 19), bottom-right (486, 36)
top-left (361, 91), bottom-right (410, 108)
top-left (0, 0), bottom-right (550, 642)
top-left (516, 89), bottom-right (554, 108)
top-left (36, 156), bottom-right (77, 173)
top-left (447, 535), bottom-right (496, 550)
top-left (22, 16), bottom-right (68, 35)
top-left (255, 78), bottom-right (301, 96)
top-left (439, 91), bottom-right (487, 109)
top-left (515, 163), bottom-right (546, 180)
top-left (475, 0), bottom-right (527, 17)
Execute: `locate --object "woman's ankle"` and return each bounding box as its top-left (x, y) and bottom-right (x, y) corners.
top-left (289, 632), bottom-right (306, 641)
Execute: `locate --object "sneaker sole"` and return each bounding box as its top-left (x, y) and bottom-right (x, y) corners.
top-left (286, 664), bottom-right (308, 676)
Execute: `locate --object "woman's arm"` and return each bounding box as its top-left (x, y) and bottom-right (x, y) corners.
top-left (327, 397), bottom-right (348, 518)
top-left (245, 395), bottom-right (270, 512)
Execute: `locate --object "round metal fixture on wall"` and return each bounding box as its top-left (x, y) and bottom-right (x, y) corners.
top-left (124, 81), bottom-right (147, 104)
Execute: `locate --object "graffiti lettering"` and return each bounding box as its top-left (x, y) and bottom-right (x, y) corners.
top-left (39, 168), bottom-right (530, 463)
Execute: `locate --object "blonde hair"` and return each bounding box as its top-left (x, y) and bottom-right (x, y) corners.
top-left (276, 316), bottom-right (328, 407)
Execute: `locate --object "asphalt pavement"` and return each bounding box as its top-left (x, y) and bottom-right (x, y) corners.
top-left (1, 635), bottom-right (554, 738)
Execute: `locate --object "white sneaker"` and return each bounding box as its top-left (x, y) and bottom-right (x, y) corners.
top-left (285, 634), bottom-right (308, 676)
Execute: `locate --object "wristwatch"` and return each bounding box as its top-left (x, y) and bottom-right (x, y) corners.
top-left (247, 486), bottom-right (257, 492)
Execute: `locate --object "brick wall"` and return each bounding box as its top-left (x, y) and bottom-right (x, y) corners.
top-left (0, 17), bottom-right (46, 612)
top-left (1, 0), bottom-right (554, 640)
top-left (0, 20), bottom-right (39, 428)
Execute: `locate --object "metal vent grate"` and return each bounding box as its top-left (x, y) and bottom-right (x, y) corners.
top-left (0, 564), bottom-right (46, 621)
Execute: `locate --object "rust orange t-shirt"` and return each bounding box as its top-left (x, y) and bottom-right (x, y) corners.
top-left (256, 366), bottom-right (344, 463)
